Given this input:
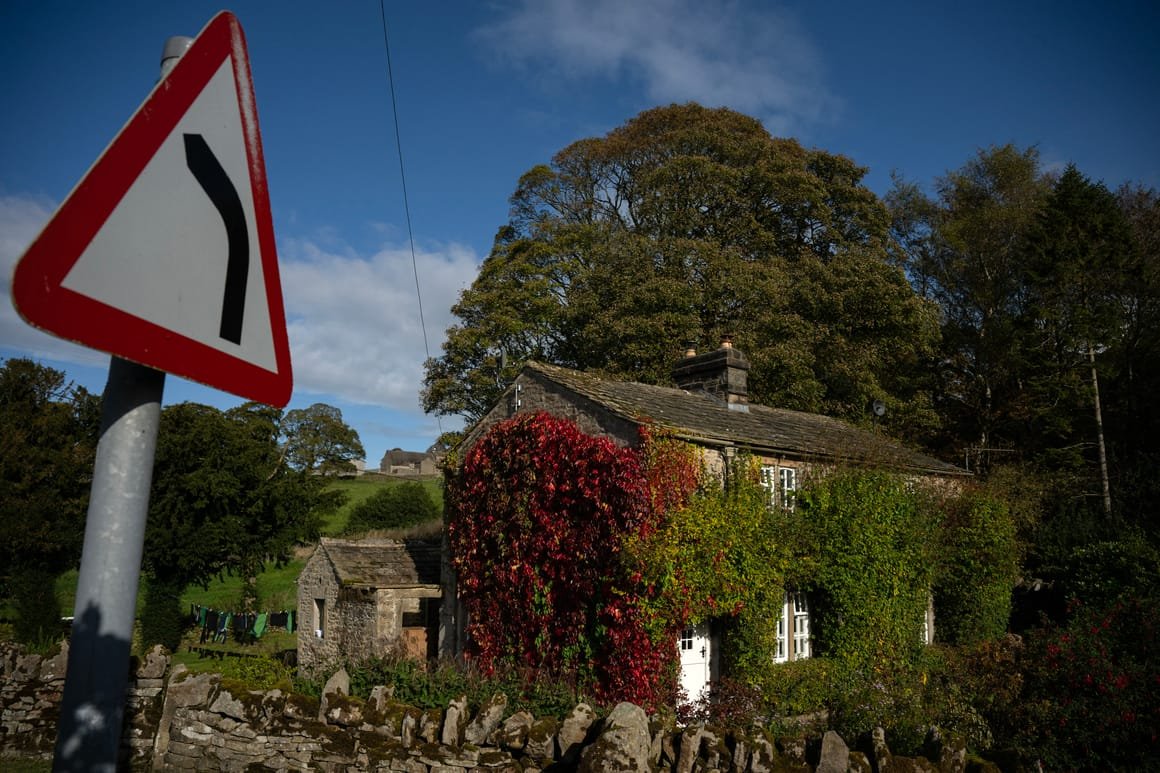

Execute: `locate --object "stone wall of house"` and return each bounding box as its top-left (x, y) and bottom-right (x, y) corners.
top-left (2, 643), bottom-right (973, 772)
top-left (339, 587), bottom-right (379, 661)
top-left (297, 547), bottom-right (343, 672)
top-left (469, 372), bottom-right (642, 451)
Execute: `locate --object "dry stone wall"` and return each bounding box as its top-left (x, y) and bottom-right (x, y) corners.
top-left (2, 641), bottom-right (972, 772)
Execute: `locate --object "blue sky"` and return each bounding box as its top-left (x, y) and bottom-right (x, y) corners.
top-left (3, 1), bottom-right (1158, 466)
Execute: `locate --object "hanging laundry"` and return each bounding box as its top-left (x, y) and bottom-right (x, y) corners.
top-left (251, 612), bottom-right (269, 639)
top-left (200, 609), bottom-right (219, 644)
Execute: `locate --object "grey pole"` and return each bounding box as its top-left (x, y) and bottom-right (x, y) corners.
top-left (52, 35), bottom-right (190, 773)
top-left (53, 359), bottom-right (165, 771)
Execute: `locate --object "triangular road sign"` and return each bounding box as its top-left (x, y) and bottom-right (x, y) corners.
top-left (11, 11), bottom-right (292, 407)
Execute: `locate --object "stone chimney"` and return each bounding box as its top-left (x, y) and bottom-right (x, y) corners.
top-left (672, 336), bottom-right (750, 412)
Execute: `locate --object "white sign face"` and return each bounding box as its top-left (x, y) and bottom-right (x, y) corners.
top-left (10, 12), bottom-right (292, 406)
top-left (61, 60), bottom-right (278, 371)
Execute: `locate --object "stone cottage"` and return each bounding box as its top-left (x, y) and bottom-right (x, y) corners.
top-left (441, 341), bottom-right (968, 700)
top-left (297, 537), bottom-right (441, 672)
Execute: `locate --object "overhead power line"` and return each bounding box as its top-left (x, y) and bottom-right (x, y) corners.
top-left (377, 1), bottom-right (442, 437)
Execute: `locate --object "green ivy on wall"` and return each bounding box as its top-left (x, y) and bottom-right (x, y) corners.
top-left (934, 491), bottom-right (1019, 645)
top-left (628, 454), bottom-right (795, 684)
top-left (796, 470), bottom-right (940, 670)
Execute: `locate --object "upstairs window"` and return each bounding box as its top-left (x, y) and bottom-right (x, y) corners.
top-left (760, 465), bottom-right (797, 510)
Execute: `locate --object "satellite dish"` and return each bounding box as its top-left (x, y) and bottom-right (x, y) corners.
top-left (872, 400), bottom-right (886, 417)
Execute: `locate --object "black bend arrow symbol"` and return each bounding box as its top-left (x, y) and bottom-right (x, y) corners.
top-left (184, 133), bottom-right (248, 345)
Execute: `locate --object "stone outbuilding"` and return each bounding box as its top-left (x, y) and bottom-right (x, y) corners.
top-left (297, 537), bottom-right (441, 672)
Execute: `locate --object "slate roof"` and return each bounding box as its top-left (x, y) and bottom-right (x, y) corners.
top-left (317, 537), bottom-right (441, 588)
top-left (524, 361), bottom-right (967, 477)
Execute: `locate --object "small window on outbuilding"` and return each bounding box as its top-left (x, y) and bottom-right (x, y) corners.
top-left (314, 598), bottom-right (326, 639)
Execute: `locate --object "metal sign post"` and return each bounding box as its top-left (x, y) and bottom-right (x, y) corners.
top-left (53, 358), bottom-right (164, 772)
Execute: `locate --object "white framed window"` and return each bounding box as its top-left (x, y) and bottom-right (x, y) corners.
top-left (760, 465), bottom-right (797, 510)
top-left (774, 591), bottom-right (811, 663)
top-left (780, 467), bottom-right (797, 511)
top-left (774, 613), bottom-right (788, 662)
top-left (921, 593), bottom-right (934, 645)
top-left (792, 592), bottom-right (811, 659)
top-left (679, 627), bottom-right (695, 651)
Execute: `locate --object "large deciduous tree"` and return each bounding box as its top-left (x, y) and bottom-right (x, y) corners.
top-left (881, 150), bottom-right (1146, 515)
top-left (0, 358), bottom-right (99, 644)
top-left (887, 145), bottom-right (1053, 463)
top-left (280, 402), bottom-right (365, 475)
top-left (425, 104), bottom-right (939, 438)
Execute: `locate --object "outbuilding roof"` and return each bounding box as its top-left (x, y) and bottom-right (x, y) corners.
top-left (522, 360), bottom-right (966, 477)
top-left (313, 537), bottom-right (441, 588)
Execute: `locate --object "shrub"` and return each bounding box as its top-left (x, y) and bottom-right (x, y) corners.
top-left (1007, 594), bottom-right (1160, 770)
top-left (10, 568), bottom-right (63, 648)
top-left (344, 482), bottom-right (439, 534)
top-left (343, 653), bottom-right (591, 718)
top-left (757, 657), bottom-right (834, 719)
top-left (216, 654), bottom-right (294, 691)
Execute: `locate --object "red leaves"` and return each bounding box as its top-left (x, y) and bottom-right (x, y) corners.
top-left (448, 413), bottom-right (655, 701)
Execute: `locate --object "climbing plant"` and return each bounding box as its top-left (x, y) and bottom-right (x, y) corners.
top-left (934, 490), bottom-right (1019, 645)
top-left (628, 454), bottom-right (796, 686)
top-left (450, 414), bottom-right (1017, 715)
top-left (448, 412), bottom-right (670, 706)
top-left (797, 470), bottom-right (940, 669)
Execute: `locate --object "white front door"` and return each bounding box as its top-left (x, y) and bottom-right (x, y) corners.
top-left (678, 622), bottom-right (712, 703)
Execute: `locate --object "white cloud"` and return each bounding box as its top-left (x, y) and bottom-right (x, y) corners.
top-left (476, 0), bottom-right (838, 134)
top-left (0, 193), bottom-right (110, 367)
top-left (2, 192), bottom-right (480, 413)
top-left (278, 236), bottom-right (479, 412)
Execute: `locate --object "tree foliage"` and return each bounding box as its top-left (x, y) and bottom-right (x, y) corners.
top-left (143, 402), bottom-right (343, 642)
top-left (344, 481), bottom-right (439, 534)
top-left (934, 490), bottom-right (1019, 645)
top-left (887, 145), bottom-right (1054, 461)
top-left (0, 358), bottom-right (99, 643)
top-left (280, 402), bottom-right (365, 475)
top-left (425, 104), bottom-right (939, 437)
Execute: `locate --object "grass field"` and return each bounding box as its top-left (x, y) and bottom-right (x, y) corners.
top-left (4, 474), bottom-right (443, 661)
